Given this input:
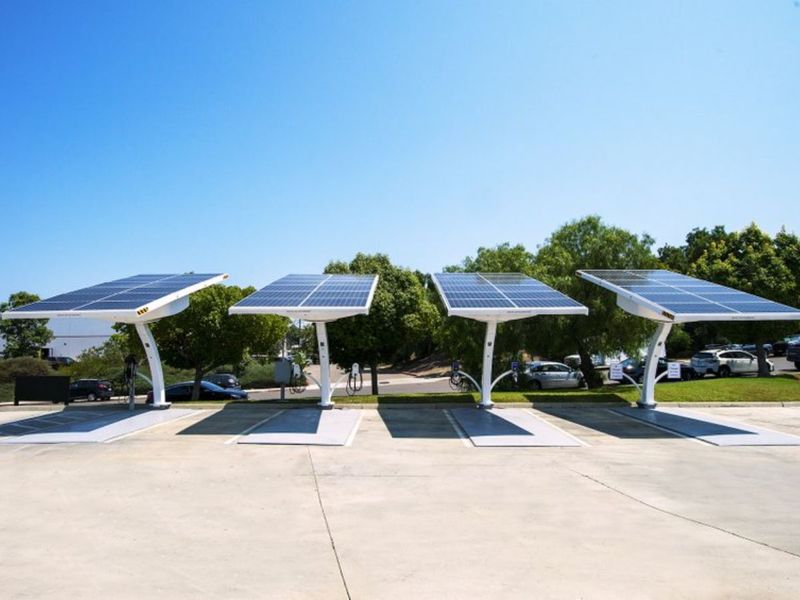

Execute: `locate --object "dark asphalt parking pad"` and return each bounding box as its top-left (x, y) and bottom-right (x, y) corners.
top-left (613, 407), bottom-right (800, 446)
top-left (450, 408), bottom-right (583, 447)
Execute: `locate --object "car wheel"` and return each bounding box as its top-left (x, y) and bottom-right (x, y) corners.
top-left (795, 362), bottom-right (800, 371)
top-left (87, 392), bottom-right (96, 402)
top-left (531, 380), bottom-right (542, 391)
top-left (718, 366), bottom-right (731, 378)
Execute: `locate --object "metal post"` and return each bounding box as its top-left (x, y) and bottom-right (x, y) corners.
top-left (638, 322), bottom-right (673, 409)
top-left (480, 321), bottom-right (497, 408)
top-left (135, 323), bottom-right (169, 409)
top-left (315, 322), bottom-right (332, 408)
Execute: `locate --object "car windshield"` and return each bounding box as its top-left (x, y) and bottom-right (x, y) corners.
top-left (694, 352), bottom-right (714, 359)
top-left (620, 358), bottom-right (639, 368)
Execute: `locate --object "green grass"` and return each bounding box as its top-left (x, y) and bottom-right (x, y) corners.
top-left (0, 383), bottom-right (13, 404)
top-left (172, 373), bottom-right (800, 406)
top-left (2, 375), bottom-right (795, 406)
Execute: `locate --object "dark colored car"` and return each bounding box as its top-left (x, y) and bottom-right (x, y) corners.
top-left (205, 373), bottom-right (242, 389)
top-left (69, 379), bottom-right (114, 402)
top-left (742, 343), bottom-right (773, 356)
top-left (788, 341), bottom-right (800, 371)
top-left (619, 357), bottom-right (694, 383)
top-left (774, 335), bottom-right (800, 359)
top-left (146, 381), bottom-right (249, 403)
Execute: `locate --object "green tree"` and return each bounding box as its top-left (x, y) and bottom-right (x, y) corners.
top-left (0, 292), bottom-right (54, 358)
top-left (65, 332), bottom-right (140, 390)
top-left (148, 285), bottom-right (289, 400)
top-left (324, 253), bottom-right (440, 394)
top-left (532, 216), bottom-right (660, 387)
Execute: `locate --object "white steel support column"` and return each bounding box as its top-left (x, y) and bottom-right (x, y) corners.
top-left (135, 323), bottom-right (168, 409)
top-left (480, 321), bottom-right (498, 408)
top-left (315, 322), bottom-right (333, 408)
top-left (639, 322), bottom-right (673, 409)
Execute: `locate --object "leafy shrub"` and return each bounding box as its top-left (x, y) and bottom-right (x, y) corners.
top-left (238, 361), bottom-right (277, 389)
top-left (0, 357), bottom-right (55, 383)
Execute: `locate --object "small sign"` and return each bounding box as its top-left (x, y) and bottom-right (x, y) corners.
top-left (667, 362), bottom-right (681, 380)
top-left (511, 361), bottom-right (519, 371)
top-left (610, 362), bottom-right (623, 380)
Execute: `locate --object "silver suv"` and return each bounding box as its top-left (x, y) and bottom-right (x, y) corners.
top-left (691, 349), bottom-right (774, 378)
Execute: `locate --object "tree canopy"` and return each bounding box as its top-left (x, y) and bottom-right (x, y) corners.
top-left (531, 216), bottom-right (660, 385)
top-left (148, 284), bottom-right (289, 399)
top-left (324, 253), bottom-right (440, 394)
top-left (0, 292), bottom-right (54, 359)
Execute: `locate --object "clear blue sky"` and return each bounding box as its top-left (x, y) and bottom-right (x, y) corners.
top-left (1, 1), bottom-right (799, 303)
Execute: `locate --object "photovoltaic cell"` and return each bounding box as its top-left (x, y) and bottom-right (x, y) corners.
top-left (579, 269), bottom-right (800, 319)
top-left (433, 272), bottom-right (585, 311)
top-left (232, 274), bottom-right (377, 309)
top-left (7, 273), bottom-right (224, 314)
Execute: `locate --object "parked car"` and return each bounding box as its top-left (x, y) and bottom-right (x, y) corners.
top-left (524, 361), bottom-right (585, 390)
top-left (691, 349), bottom-right (774, 377)
top-left (146, 381), bottom-right (249, 403)
top-left (787, 340), bottom-right (800, 370)
top-left (618, 357), bottom-right (694, 383)
top-left (563, 354), bottom-right (606, 369)
top-left (69, 379), bottom-right (114, 402)
top-left (742, 343), bottom-right (773, 356)
top-left (205, 373), bottom-right (242, 389)
top-left (703, 343), bottom-right (742, 351)
top-left (774, 335), bottom-right (800, 358)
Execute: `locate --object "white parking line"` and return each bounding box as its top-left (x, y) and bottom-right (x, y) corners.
top-left (344, 410), bottom-right (364, 447)
top-left (606, 408), bottom-right (707, 446)
top-left (443, 409), bottom-right (473, 447)
top-left (225, 410), bottom-right (286, 445)
top-left (105, 410), bottom-right (199, 443)
top-left (525, 409), bottom-right (590, 447)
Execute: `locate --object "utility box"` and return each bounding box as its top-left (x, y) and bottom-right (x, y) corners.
top-left (273, 358), bottom-right (293, 385)
top-left (15, 376), bottom-right (71, 405)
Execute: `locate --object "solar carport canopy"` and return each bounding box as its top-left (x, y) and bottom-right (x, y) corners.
top-left (229, 274), bottom-right (379, 321)
top-left (1, 273), bottom-right (227, 322)
top-left (578, 269), bottom-right (800, 322)
top-left (432, 272), bottom-right (588, 321)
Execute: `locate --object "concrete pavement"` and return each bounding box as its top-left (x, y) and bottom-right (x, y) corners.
top-left (0, 405), bottom-right (798, 598)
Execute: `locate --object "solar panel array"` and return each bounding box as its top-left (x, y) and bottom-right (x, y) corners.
top-left (433, 273), bottom-right (585, 310)
top-left (234, 274), bottom-right (376, 309)
top-left (579, 269), bottom-right (800, 316)
top-left (9, 274), bottom-right (222, 313)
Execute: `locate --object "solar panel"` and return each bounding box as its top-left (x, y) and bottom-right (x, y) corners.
top-left (2, 273), bottom-right (227, 320)
top-left (432, 273), bottom-right (588, 321)
top-left (229, 274), bottom-right (379, 319)
top-left (578, 269), bottom-right (800, 322)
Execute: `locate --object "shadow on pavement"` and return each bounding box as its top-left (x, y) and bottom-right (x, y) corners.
top-left (177, 404), bottom-right (280, 435)
top-left (378, 408), bottom-right (461, 439)
top-left (535, 406), bottom-right (680, 439)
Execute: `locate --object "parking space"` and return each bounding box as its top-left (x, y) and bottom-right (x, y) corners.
top-left (0, 407), bottom-right (196, 444)
top-left (1, 405), bottom-right (799, 598)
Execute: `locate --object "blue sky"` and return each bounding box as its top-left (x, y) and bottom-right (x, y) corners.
top-left (1, 1), bottom-right (799, 304)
